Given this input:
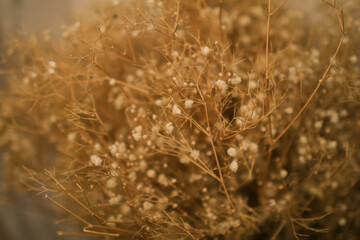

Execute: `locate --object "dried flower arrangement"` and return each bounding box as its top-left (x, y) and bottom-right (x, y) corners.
top-left (0, 0), bottom-right (359, 239)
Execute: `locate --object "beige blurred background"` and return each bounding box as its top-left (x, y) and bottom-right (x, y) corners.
top-left (0, 0), bottom-right (101, 36)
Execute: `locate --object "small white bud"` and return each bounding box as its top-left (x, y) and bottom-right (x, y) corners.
top-left (165, 122), bottom-right (174, 134)
top-left (190, 149), bottom-right (200, 159)
top-left (106, 178), bottom-right (118, 188)
top-left (338, 217), bottom-right (347, 226)
top-left (201, 46), bottom-right (211, 56)
top-left (49, 61), bottom-right (57, 68)
top-left (180, 156), bottom-right (190, 164)
top-left (327, 140), bottom-right (337, 150)
top-left (249, 142), bottom-right (258, 153)
top-left (157, 174), bottom-right (169, 186)
top-left (230, 76), bottom-right (242, 85)
top-left (280, 169), bottom-right (288, 178)
top-left (284, 107), bottom-right (293, 114)
top-left (111, 162), bottom-right (118, 169)
top-left (229, 160), bottom-right (239, 173)
top-left (94, 143), bottom-right (102, 151)
top-left (216, 80), bottom-right (228, 94)
top-left (114, 95), bottom-right (124, 110)
top-left (143, 202), bottom-right (153, 211)
top-left (90, 155), bottom-right (102, 166)
top-left (249, 80), bottom-right (257, 90)
top-left (109, 78), bottom-right (116, 86)
top-left (227, 147), bottom-right (238, 157)
top-left (146, 169), bottom-right (156, 178)
top-left (172, 104), bottom-right (182, 115)
top-left (109, 144), bottom-right (118, 157)
top-left (155, 99), bottom-right (163, 106)
top-left (48, 68), bottom-right (56, 75)
top-left (329, 110), bottom-right (339, 124)
top-left (299, 136), bottom-right (307, 144)
top-left (184, 99), bottom-right (194, 109)
top-left (152, 124), bottom-right (160, 133)
top-left (132, 125), bottom-right (143, 141)
top-left (67, 132), bottom-right (76, 142)
top-left (314, 121), bottom-right (323, 129)
top-left (349, 55), bottom-right (357, 63)
top-left (109, 195), bottom-right (121, 204)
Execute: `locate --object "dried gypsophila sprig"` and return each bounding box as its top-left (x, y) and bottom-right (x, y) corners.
top-left (1, 0), bottom-right (359, 239)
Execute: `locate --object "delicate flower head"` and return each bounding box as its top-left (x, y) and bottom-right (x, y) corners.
top-left (230, 76), bottom-right (242, 85)
top-left (106, 178), bottom-right (118, 188)
top-left (172, 104), bottom-right (182, 115)
top-left (191, 149), bottom-right (200, 159)
top-left (227, 147), bottom-right (238, 157)
top-left (90, 155), bottom-right (102, 166)
top-left (146, 169), bottom-right (156, 178)
top-left (216, 80), bottom-right (228, 94)
top-left (165, 122), bottom-right (174, 134)
top-left (229, 160), bottom-right (239, 173)
top-left (109, 144), bottom-right (118, 157)
top-left (201, 46), bottom-right (211, 56)
top-left (132, 125), bottom-right (143, 141)
top-left (185, 99), bottom-right (194, 109)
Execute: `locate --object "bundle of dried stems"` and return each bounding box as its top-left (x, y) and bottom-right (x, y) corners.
top-left (0, 0), bottom-right (359, 239)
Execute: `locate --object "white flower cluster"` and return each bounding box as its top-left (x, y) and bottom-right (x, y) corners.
top-left (172, 104), bottom-right (182, 115)
top-left (191, 149), bottom-right (200, 159)
top-left (132, 125), bottom-right (143, 141)
top-left (48, 61), bottom-right (56, 75)
top-left (165, 122), bottom-right (174, 134)
top-left (201, 46), bottom-right (212, 56)
top-left (216, 80), bottom-right (228, 95)
top-left (90, 154), bottom-right (102, 166)
top-left (227, 147), bottom-right (238, 157)
top-left (229, 160), bottom-right (239, 173)
top-left (185, 99), bottom-right (194, 109)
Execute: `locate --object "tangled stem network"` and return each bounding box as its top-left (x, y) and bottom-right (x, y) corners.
top-left (1, 0), bottom-right (360, 239)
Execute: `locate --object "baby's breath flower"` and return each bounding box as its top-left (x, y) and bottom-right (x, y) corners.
top-left (190, 149), bottom-right (200, 159)
top-left (172, 104), bottom-right (182, 115)
top-left (90, 155), bottom-right (102, 166)
top-left (155, 99), bottom-right (163, 106)
top-left (109, 144), bottom-right (118, 157)
top-left (132, 125), bottom-right (143, 141)
top-left (216, 80), bottom-right (228, 95)
top-left (185, 99), bottom-right (194, 109)
top-left (109, 195), bottom-right (121, 204)
top-left (49, 61), bottom-right (57, 68)
top-left (227, 147), bottom-right (238, 157)
top-left (48, 68), bottom-right (55, 75)
top-left (249, 142), bottom-right (258, 153)
top-left (157, 174), bottom-right (169, 186)
top-left (201, 46), bottom-right (211, 56)
top-left (152, 124), bottom-right (160, 133)
top-left (106, 178), bottom-right (118, 188)
top-left (229, 160), bottom-right (239, 173)
top-left (114, 95), bottom-right (124, 110)
top-left (67, 132), bottom-right (76, 142)
top-left (230, 76), bottom-right (242, 85)
top-left (349, 55), bottom-right (357, 64)
top-left (143, 202), bottom-right (153, 211)
top-left (165, 122), bottom-right (174, 134)
top-left (111, 162), bottom-right (118, 169)
top-left (249, 80), bottom-right (257, 90)
top-left (146, 169), bottom-right (156, 178)
top-left (280, 169), bottom-right (288, 178)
